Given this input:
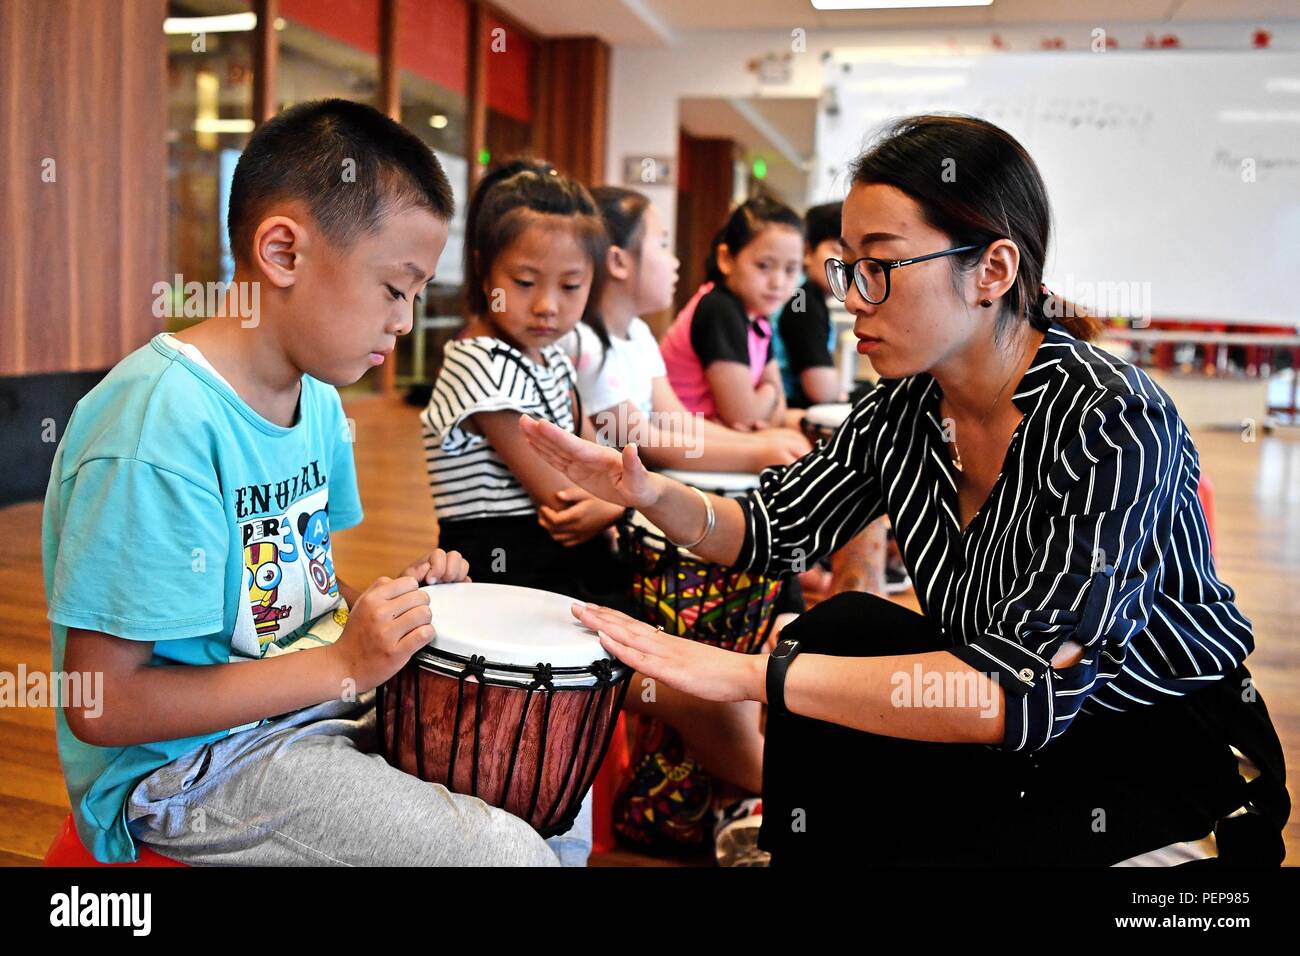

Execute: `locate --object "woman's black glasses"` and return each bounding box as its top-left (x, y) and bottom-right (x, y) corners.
top-left (825, 244), bottom-right (985, 305)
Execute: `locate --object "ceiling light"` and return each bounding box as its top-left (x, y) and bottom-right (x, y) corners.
top-left (164, 13), bottom-right (257, 34)
top-left (812, 1), bottom-right (993, 9)
top-left (194, 118), bottom-right (257, 134)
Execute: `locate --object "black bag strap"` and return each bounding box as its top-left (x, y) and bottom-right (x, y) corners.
top-left (1184, 665), bottom-right (1289, 865)
top-left (491, 344), bottom-right (583, 436)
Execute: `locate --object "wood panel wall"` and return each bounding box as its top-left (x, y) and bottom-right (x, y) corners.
top-left (534, 36), bottom-right (610, 186)
top-left (675, 130), bottom-right (737, 314)
top-left (0, 0), bottom-right (168, 377)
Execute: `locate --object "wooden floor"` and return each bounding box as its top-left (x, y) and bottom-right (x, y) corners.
top-left (2, 393), bottom-right (1296, 866)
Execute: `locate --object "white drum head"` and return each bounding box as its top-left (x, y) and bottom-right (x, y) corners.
top-left (803, 403), bottom-right (852, 429)
top-left (418, 582), bottom-right (613, 670)
top-left (659, 468), bottom-right (759, 494)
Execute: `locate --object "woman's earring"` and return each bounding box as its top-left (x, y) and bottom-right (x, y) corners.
top-left (979, 298), bottom-right (993, 308)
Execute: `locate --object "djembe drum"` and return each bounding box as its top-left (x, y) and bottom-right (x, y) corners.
top-left (377, 582), bottom-right (631, 837)
top-left (618, 469), bottom-right (782, 653)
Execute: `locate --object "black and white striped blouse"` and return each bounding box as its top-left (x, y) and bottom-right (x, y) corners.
top-left (736, 321), bottom-right (1254, 752)
top-left (421, 337), bottom-right (577, 523)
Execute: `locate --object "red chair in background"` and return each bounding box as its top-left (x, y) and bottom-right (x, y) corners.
top-left (1197, 473), bottom-right (1217, 558)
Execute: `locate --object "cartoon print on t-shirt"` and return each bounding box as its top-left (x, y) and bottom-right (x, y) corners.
top-left (243, 541), bottom-right (292, 642)
top-left (298, 507), bottom-right (338, 597)
top-left (230, 463), bottom-right (342, 660)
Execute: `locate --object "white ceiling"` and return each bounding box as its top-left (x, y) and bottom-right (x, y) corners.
top-left (494, 0), bottom-right (1299, 47)
top-left (496, 0), bottom-right (1298, 206)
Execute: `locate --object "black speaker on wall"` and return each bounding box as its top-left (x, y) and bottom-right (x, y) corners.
top-left (0, 370), bottom-right (108, 508)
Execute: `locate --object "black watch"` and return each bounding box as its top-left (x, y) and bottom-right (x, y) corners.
top-left (766, 638), bottom-right (802, 717)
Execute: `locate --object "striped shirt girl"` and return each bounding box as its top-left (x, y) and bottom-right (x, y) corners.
top-left (421, 337), bottom-right (577, 522)
top-left (735, 320), bottom-right (1253, 752)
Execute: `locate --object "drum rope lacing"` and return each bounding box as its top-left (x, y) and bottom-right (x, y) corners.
top-left (446, 655), bottom-right (489, 797)
top-left (377, 625), bottom-right (633, 837)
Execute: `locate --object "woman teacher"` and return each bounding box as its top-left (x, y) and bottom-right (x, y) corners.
top-left (520, 114), bottom-right (1288, 866)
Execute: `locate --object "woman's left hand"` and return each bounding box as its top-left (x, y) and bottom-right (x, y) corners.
top-left (571, 602), bottom-right (764, 704)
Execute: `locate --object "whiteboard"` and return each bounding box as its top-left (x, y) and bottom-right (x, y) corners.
top-left (814, 52), bottom-right (1300, 327)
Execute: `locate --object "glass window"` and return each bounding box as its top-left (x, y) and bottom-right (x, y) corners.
top-left (397, 0), bottom-right (471, 385)
top-left (165, 0), bottom-right (255, 325)
top-left (277, 0), bottom-right (381, 110)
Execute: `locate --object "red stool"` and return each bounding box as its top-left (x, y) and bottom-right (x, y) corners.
top-left (44, 813), bottom-right (186, 867)
top-left (591, 713), bottom-right (630, 855)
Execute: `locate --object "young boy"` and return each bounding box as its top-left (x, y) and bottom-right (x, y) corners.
top-left (775, 201), bottom-right (845, 411)
top-left (42, 99), bottom-right (561, 866)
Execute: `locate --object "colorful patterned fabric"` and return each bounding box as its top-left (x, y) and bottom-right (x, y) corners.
top-left (621, 524), bottom-right (781, 653)
top-left (613, 716), bottom-right (714, 851)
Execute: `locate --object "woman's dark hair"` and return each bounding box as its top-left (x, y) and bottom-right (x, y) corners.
top-left (463, 162), bottom-right (608, 337)
top-left (849, 114), bottom-right (1101, 343)
top-left (704, 196), bottom-right (803, 284)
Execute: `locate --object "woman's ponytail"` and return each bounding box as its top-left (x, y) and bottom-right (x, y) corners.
top-left (1035, 284), bottom-right (1104, 342)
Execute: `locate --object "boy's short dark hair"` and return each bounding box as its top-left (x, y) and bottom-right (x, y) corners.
top-left (804, 201), bottom-right (842, 250)
top-left (227, 98), bottom-right (455, 265)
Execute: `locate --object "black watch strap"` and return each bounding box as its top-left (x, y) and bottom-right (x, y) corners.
top-left (766, 638), bottom-right (802, 717)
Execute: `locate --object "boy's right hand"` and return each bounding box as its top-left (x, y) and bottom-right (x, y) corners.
top-left (330, 576), bottom-right (434, 693)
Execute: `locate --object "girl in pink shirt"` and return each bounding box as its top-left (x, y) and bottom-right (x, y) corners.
top-left (660, 197), bottom-right (804, 429)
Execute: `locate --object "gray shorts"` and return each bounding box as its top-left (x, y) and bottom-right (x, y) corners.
top-left (125, 690), bottom-right (589, 866)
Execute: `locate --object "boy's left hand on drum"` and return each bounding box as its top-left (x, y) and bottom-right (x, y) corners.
top-left (399, 549), bottom-right (471, 586)
top-left (570, 602), bottom-right (763, 705)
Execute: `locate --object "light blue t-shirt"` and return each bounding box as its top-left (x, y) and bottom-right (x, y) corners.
top-left (41, 334), bottom-right (363, 862)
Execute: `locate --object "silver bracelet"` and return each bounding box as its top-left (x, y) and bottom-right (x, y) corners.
top-left (667, 485), bottom-right (715, 550)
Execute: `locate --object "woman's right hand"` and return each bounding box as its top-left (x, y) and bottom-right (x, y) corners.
top-left (518, 414), bottom-right (660, 510)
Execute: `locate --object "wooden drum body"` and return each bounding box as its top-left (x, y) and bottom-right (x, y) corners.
top-left (377, 583), bottom-right (630, 837)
